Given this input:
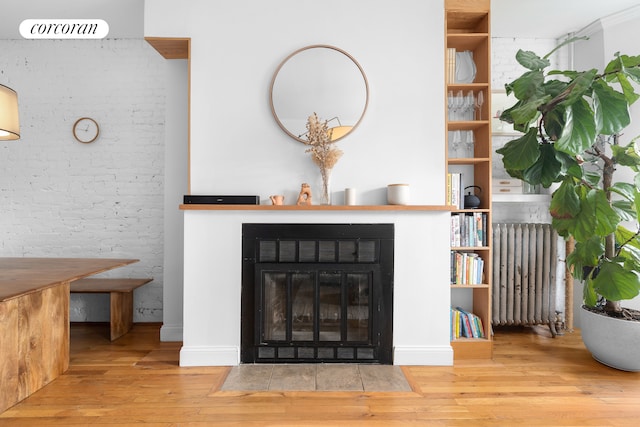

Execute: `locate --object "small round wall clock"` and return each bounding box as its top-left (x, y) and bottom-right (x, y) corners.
top-left (73, 117), bottom-right (100, 143)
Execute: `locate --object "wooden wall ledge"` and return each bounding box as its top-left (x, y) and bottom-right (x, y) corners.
top-left (180, 204), bottom-right (453, 211)
top-left (145, 37), bottom-right (190, 59)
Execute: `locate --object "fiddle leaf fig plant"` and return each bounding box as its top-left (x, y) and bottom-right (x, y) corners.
top-left (497, 38), bottom-right (640, 318)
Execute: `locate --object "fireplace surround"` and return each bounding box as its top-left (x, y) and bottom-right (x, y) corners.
top-left (241, 223), bottom-right (394, 363)
top-left (179, 207), bottom-right (453, 367)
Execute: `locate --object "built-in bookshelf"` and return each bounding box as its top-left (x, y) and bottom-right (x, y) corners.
top-left (445, 0), bottom-right (492, 360)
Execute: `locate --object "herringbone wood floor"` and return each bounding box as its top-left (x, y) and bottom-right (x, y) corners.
top-left (1, 323), bottom-right (639, 426)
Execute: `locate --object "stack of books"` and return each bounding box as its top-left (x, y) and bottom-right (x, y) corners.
top-left (450, 307), bottom-right (485, 340)
top-left (450, 251), bottom-right (484, 285)
top-left (447, 47), bottom-right (456, 83)
top-left (450, 212), bottom-right (487, 247)
top-left (446, 172), bottom-right (463, 209)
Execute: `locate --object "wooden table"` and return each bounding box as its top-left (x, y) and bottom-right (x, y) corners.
top-left (0, 258), bottom-right (138, 414)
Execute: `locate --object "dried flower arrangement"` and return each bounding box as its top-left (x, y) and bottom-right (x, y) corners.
top-left (303, 112), bottom-right (343, 204)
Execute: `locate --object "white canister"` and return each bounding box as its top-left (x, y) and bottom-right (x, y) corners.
top-left (387, 184), bottom-right (410, 205)
top-left (345, 188), bottom-right (356, 205)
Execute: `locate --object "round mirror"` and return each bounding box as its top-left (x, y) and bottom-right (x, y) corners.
top-left (270, 45), bottom-right (369, 143)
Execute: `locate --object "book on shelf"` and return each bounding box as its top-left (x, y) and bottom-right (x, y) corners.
top-left (447, 47), bottom-right (456, 84)
top-left (450, 250), bottom-right (484, 285)
top-left (450, 212), bottom-right (487, 247)
top-left (447, 173), bottom-right (463, 209)
top-left (450, 307), bottom-right (485, 339)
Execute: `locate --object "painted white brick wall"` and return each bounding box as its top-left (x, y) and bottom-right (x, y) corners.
top-left (491, 37), bottom-right (567, 224)
top-left (0, 39), bottom-right (166, 322)
top-left (492, 37), bottom-right (567, 89)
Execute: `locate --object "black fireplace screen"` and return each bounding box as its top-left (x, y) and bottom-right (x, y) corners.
top-left (241, 224), bottom-right (394, 364)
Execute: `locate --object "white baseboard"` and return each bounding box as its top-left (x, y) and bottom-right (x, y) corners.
top-left (179, 345), bottom-right (239, 366)
top-left (393, 345), bottom-right (453, 366)
top-left (160, 324), bottom-right (183, 342)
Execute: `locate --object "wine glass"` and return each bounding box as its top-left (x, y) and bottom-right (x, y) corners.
top-left (454, 90), bottom-right (464, 121)
top-left (466, 91), bottom-right (475, 120)
top-left (465, 130), bottom-right (475, 157)
top-left (448, 91), bottom-right (455, 120)
top-left (475, 90), bottom-right (484, 120)
top-left (451, 130), bottom-right (462, 157)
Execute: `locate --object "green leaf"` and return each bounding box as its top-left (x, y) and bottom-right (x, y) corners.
top-left (558, 69), bottom-right (598, 107)
top-left (504, 168), bottom-right (525, 181)
top-left (516, 49), bottom-right (550, 71)
top-left (617, 226), bottom-right (640, 266)
top-left (496, 127), bottom-right (540, 170)
top-left (510, 96), bottom-right (549, 125)
top-left (555, 100), bottom-right (597, 156)
top-left (612, 200), bottom-right (635, 222)
top-left (613, 191), bottom-right (638, 221)
top-left (583, 278), bottom-right (599, 307)
top-left (583, 171), bottom-right (601, 188)
top-left (616, 225), bottom-right (640, 252)
top-left (549, 178), bottom-right (580, 219)
top-left (548, 70), bottom-right (579, 79)
top-left (567, 236), bottom-right (604, 269)
top-left (614, 73), bottom-right (640, 105)
top-left (522, 143), bottom-right (563, 187)
top-left (542, 107), bottom-right (565, 141)
top-left (542, 80), bottom-right (569, 98)
top-left (619, 54), bottom-right (640, 68)
top-left (592, 79), bottom-right (631, 135)
top-left (511, 70), bottom-right (545, 100)
top-left (605, 54), bottom-right (640, 78)
top-left (573, 189), bottom-right (620, 242)
top-left (557, 151), bottom-right (583, 179)
top-left (612, 141), bottom-right (640, 170)
top-left (604, 54), bottom-right (640, 102)
top-left (610, 182), bottom-right (636, 201)
top-left (592, 261), bottom-right (640, 302)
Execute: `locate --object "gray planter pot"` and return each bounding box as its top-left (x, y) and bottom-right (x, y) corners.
top-left (580, 306), bottom-right (640, 372)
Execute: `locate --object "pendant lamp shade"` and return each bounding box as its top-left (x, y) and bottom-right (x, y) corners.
top-left (0, 84), bottom-right (20, 140)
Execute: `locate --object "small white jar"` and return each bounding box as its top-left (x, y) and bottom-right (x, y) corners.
top-left (387, 184), bottom-right (410, 205)
top-left (345, 188), bottom-right (357, 205)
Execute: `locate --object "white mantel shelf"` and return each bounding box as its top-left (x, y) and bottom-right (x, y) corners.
top-left (180, 204), bottom-right (453, 211)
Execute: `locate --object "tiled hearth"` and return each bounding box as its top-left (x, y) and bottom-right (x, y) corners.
top-left (221, 364), bottom-right (412, 392)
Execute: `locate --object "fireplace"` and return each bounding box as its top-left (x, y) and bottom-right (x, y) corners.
top-left (241, 223), bottom-right (394, 364)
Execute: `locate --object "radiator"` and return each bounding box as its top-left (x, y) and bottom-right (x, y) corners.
top-left (492, 223), bottom-right (561, 335)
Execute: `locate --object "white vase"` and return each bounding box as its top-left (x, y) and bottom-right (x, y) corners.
top-left (387, 184), bottom-right (410, 205)
top-left (580, 306), bottom-right (640, 371)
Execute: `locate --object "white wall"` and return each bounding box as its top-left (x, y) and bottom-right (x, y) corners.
top-left (161, 59), bottom-right (189, 340)
top-left (146, 0), bottom-right (451, 365)
top-left (146, 0), bottom-right (444, 205)
top-left (0, 38), bottom-right (166, 322)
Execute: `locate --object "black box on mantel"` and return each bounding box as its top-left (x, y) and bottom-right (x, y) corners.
top-left (183, 195), bottom-right (260, 205)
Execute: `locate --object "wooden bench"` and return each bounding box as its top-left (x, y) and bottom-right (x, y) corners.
top-left (70, 278), bottom-right (152, 341)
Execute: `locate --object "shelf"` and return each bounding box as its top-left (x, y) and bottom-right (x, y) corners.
top-left (447, 33), bottom-right (489, 50)
top-left (492, 194), bottom-right (551, 203)
top-left (446, 0), bottom-right (492, 361)
top-left (180, 204), bottom-right (454, 211)
top-left (447, 82), bottom-right (488, 90)
top-left (448, 157), bottom-right (490, 165)
top-left (447, 120), bottom-right (490, 131)
top-left (451, 284), bottom-right (489, 289)
top-left (450, 208), bottom-right (490, 213)
top-left (451, 246), bottom-right (490, 251)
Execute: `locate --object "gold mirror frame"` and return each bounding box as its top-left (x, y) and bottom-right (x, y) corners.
top-left (269, 44), bottom-right (369, 144)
